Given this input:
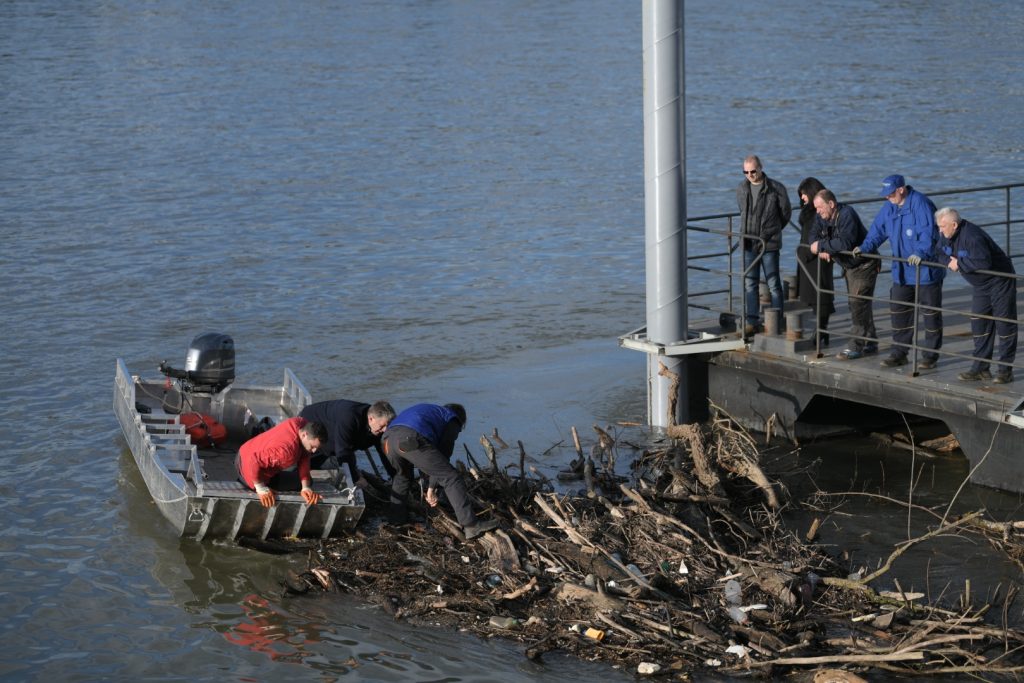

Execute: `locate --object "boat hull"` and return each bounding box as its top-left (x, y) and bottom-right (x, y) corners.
top-left (114, 359), bottom-right (365, 540)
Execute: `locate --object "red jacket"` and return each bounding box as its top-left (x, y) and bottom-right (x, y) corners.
top-left (238, 417), bottom-right (312, 489)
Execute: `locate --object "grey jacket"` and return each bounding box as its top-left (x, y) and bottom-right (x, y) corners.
top-left (736, 174), bottom-right (791, 252)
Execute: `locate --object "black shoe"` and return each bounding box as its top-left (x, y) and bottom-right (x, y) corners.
top-left (994, 371), bottom-right (1014, 384)
top-left (463, 519), bottom-right (499, 540)
top-left (743, 323), bottom-right (762, 337)
top-left (863, 344), bottom-right (879, 355)
top-left (958, 369), bottom-right (992, 382)
top-left (917, 359), bottom-right (937, 370)
top-left (881, 355), bottom-right (907, 368)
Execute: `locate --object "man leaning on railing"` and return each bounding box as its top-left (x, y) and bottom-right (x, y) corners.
top-left (853, 174), bottom-right (944, 370)
top-left (937, 207), bottom-right (1018, 384)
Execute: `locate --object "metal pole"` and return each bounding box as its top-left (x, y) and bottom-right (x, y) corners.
top-left (642, 0), bottom-right (688, 427)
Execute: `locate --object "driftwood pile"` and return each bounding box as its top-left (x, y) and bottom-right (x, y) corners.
top-left (282, 412), bottom-right (1024, 680)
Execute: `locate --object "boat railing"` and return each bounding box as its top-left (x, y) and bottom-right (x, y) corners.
top-left (679, 181), bottom-right (1023, 376)
top-left (281, 368), bottom-right (312, 417)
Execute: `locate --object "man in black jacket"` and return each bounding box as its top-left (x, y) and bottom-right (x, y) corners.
top-left (937, 207), bottom-right (1018, 383)
top-left (810, 189), bottom-right (880, 361)
top-left (737, 155), bottom-right (792, 337)
top-left (299, 399), bottom-right (395, 487)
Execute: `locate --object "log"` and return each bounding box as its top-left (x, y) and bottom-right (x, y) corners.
top-left (478, 529), bottom-right (521, 573)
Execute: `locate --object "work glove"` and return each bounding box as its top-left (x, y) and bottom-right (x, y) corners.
top-left (851, 246), bottom-right (862, 256)
top-left (907, 254), bottom-right (922, 266)
top-left (301, 487), bottom-right (322, 506)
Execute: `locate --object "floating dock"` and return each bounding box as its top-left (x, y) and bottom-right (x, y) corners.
top-left (622, 182), bottom-right (1024, 493)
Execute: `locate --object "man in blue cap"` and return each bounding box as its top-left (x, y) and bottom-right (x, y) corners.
top-left (382, 403), bottom-right (498, 540)
top-left (854, 174), bottom-right (944, 369)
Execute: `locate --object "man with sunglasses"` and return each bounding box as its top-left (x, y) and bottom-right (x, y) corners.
top-left (737, 155), bottom-right (792, 337)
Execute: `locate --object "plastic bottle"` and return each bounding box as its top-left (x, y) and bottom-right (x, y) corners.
top-left (726, 606), bottom-right (748, 624)
top-left (724, 579), bottom-right (742, 605)
top-left (489, 616), bottom-right (519, 629)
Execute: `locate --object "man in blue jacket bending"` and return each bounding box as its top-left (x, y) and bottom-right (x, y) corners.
top-left (854, 174), bottom-right (944, 369)
top-left (382, 403), bottom-right (498, 540)
top-left (937, 207), bottom-right (1018, 384)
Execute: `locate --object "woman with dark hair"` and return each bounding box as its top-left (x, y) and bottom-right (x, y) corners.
top-left (795, 177), bottom-right (834, 345)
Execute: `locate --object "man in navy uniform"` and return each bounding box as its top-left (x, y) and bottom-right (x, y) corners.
top-left (937, 207), bottom-right (1018, 384)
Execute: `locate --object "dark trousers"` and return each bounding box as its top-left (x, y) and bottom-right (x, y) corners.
top-left (969, 278), bottom-right (1018, 374)
top-left (889, 282), bottom-right (942, 362)
top-left (234, 454), bottom-right (302, 491)
top-left (844, 260), bottom-right (879, 352)
top-left (383, 425), bottom-right (475, 527)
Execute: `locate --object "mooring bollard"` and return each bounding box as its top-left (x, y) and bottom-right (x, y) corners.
top-left (783, 275), bottom-right (797, 301)
top-left (786, 311), bottom-right (804, 340)
top-left (763, 308), bottom-right (782, 336)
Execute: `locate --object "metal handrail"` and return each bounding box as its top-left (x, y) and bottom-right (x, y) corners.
top-left (681, 179), bottom-right (1023, 377)
top-left (688, 180), bottom-right (1024, 259)
top-left (792, 248), bottom-right (1022, 374)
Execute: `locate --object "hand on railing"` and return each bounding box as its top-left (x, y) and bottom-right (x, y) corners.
top-left (907, 254), bottom-right (922, 266)
top-left (851, 246), bottom-right (862, 256)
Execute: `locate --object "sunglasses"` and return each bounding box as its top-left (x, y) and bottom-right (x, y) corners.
top-left (743, 169), bottom-right (760, 176)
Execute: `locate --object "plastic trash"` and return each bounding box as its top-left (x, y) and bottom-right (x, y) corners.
top-left (637, 662), bottom-right (661, 675)
top-left (724, 579), bottom-right (742, 605)
top-left (486, 574), bottom-right (502, 587)
top-left (678, 559), bottom-right (689, 575)
top-left (584, 627), bottom-right (605, 641)
top-left (584, 573), bottom-right (596, 588)
top-left (625, 563), bottom-right (644, 579)
top-left (489, 616), bottom-right (518, 629)
top-left (726, 606), bottom-right (748, 624)
top-left (726, 644), bottom-right (749, 658)
top-left (739, 603), bottom-right (768, 612)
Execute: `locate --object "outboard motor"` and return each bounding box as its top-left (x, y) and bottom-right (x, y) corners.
top-left (159, 332), bottom-right (235, 393)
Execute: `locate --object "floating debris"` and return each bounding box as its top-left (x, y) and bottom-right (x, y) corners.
top-left (278, 407), bottom-right (1024, 679)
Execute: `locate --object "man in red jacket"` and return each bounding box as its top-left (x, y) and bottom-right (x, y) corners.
top-left (236, 417), bottom-right (328, 508)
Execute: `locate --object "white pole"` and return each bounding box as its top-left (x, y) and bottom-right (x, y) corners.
top-left (642, 0), bottom-right (688, 426)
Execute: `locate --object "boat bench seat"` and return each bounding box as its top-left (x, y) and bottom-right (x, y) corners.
top-left (202, 479), bottom-right (256, 498)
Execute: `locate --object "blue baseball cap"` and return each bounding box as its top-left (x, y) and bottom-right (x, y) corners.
top-left (879, 174), bottom-right (906, 197)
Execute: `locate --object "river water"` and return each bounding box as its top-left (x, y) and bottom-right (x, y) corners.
top-left (2, 0), bottom-right (1024, 680)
